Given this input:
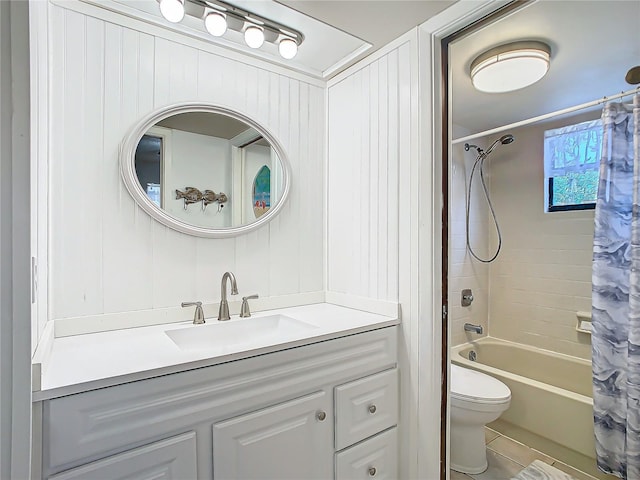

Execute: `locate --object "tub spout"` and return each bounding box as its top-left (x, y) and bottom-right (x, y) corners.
top-left (464, 323), bottom-right (483, 334)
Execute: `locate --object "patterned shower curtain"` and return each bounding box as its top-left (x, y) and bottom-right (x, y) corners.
top-left (592, 93), bottom-right (640, 480)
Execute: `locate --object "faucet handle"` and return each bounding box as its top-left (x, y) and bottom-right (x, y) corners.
top-left (240, 295), bottom-right (259, 318)
top-left (181, 301), bottom-right (205, 324)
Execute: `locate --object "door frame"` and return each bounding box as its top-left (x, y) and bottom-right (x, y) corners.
top-left (430, 1), bottom-right (531, 478)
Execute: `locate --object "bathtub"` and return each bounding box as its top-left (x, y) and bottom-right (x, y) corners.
top-left (451, 337), bottom-right (595, 459)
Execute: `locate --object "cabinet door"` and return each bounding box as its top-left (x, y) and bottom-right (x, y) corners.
top-left (213, 391), bottom-right (332, 480)
top-left (48, 432), bottom-right (197, 480)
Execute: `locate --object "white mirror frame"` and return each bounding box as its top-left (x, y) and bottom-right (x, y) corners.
top-left (120, 103), bottom-right (292, 238)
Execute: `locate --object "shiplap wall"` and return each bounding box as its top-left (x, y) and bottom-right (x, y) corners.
top-left (327, 35), bottom-right (417, 479)
top-left (47, 4), bottom-right (324, 323)
top-left (327, 45), bottom-right (409, 301)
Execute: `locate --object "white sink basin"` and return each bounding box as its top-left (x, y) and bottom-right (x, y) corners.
top-left (165, 314), bottom-right (318, 352)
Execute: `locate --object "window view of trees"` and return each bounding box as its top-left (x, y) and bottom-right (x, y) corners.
top-left (551, 170), bottom-right (599, 207)
top-left (544, 119), bottom-right (602, 211)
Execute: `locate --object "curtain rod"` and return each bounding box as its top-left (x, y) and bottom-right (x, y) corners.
top-left (452, 87), bottom-right (640, 145)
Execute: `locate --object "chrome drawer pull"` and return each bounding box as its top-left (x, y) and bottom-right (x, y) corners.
top-left (368, 404), bottom-right (377, 414)
top-left (316, 411), bottom-right (326, 421)
top-left (368, 467), bottom-right (377, 476)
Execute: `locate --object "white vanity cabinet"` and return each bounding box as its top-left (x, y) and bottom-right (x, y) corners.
top-left (36, 326), bottom-right (398, 480)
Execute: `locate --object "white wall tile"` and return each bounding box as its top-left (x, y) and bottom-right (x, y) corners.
top-left (484, 111), bottom-right (599, 359)
top-left (449, 112), bottom-right (598, 359)
top-left (449, 133), bottom-right (489, 345)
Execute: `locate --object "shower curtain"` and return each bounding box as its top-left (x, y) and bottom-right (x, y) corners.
top-left (592, 93), bottom-right (640, 480)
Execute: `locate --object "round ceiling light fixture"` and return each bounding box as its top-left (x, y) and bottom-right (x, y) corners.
top-left (159, 0), bottom-right (185, 23)
top-left (244, 24), bottom-right (265, 49)
top-left (470, 41), bottom-right (551, 93)
top-left (278, 37), bottom-right (298, 60)
top-left (204, 11), bottom-right (227, 37)
top-left (626, 65), bottom-right (640, 85)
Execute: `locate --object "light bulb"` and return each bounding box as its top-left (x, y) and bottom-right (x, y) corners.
top-left (244, 25), bottom-right (265, 49)
top-left (159, 0), bottom-right (185, 23)
top-left (205, 11), bottom-right (227, 37)
top-left (278, 38), bottom-right (298, 59)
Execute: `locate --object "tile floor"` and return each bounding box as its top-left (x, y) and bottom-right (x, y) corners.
top-left (450, 428), bottom-right (599, 480)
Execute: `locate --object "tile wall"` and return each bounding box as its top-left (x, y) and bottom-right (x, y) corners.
top-left (450, 112), bottom-right (599, 358)
top-left (449, 126), bottom-right (489, 346)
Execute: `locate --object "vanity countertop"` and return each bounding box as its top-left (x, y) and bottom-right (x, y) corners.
top-left (34, 303), bottom-right (399, 401)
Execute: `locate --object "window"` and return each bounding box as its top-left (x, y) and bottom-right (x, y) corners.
top-left (544, 118), bottom-right (602, 211)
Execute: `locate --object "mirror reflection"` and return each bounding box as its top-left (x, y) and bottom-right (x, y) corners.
top-left (134, 111), bottom-right (284, 229)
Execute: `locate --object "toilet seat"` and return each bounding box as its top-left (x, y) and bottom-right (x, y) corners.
top-left (451, 364), bottom-right (511, 405)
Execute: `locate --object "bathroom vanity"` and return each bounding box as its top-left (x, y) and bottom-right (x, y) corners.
top-left (32, 304), bottom-right (399, 479)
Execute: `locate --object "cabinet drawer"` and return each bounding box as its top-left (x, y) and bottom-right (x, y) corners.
top-left (48, 431), bottom-right (197, 480)
top-left (335, 368), bottom-right (398, 450)
top-left (335, 428), bottom-right (397, 480)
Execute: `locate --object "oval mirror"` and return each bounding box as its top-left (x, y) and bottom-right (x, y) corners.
top-left (120, 104), bottom-right (291, 238)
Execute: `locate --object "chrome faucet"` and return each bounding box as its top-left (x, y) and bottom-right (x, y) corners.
top-left (218, 271), bottom-right (238, 321)
top-left (464, 323), bottom-right (483, 334)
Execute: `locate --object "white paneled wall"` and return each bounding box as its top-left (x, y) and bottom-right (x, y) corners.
top-left (46, 4), bottom-right (324, 323)
top-left (327, 45), bottom-right (411, 302)
top-left (449, 127), bottom-right (489, 346)
top-left (486, 111), bottom-right (597, 359)
top-left (327, 33), bottom-right (418, 480)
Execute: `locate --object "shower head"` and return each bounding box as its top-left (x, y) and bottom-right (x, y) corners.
top-left (500, 134), bottom-right (515, 145)
top-left (464, 134), bottom-right (514, 156)
top-left (486, 133), bottom-right (515, 154)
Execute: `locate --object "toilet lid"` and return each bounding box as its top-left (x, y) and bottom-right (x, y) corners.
top-left (451, 364), bottom-right (511, 403)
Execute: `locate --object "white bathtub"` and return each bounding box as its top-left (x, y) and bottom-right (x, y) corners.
top-left (451, 337), bottom-right (595, 459)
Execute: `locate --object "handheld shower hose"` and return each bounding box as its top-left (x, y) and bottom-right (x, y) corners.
top-left (464, 134), bottom-right (514, 263)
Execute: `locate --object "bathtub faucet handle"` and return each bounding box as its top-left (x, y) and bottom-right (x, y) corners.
top-left (461, 288), bottom-right (474, 307)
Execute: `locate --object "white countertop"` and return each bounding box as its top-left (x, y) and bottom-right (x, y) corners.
top-left (34, 303), bottom-right (398, 401)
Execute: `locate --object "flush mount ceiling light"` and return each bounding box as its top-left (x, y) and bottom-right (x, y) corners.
top-left (470, 41), bottom-right (551, 93)
top-left (157, 0), bottom-right (304, 60)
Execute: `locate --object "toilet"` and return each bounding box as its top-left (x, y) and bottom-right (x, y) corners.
top-left (450, 364), bottom-right (511, 474)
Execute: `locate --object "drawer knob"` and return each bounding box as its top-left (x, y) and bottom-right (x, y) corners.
top-left (368, 467), bottom-right (377, 476)
top-left (368, 404), bottom-right (377, 414)
top-left (316, 411), bottom-right (327, 421)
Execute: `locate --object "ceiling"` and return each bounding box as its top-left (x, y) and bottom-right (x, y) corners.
top-left (107, 0), bottom-right (455, 78)
top-left (278, 0), bottom-right (455, 59)
top-left (158, 112), bottom-right (250, 139)
top-left (450, 1), bottom-right (640, 136)
top-left (103, 1), bottom-right (639, 118)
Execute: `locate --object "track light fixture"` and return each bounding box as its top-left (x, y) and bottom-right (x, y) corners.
top-left (157, 0), bottom-right (304, 60)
